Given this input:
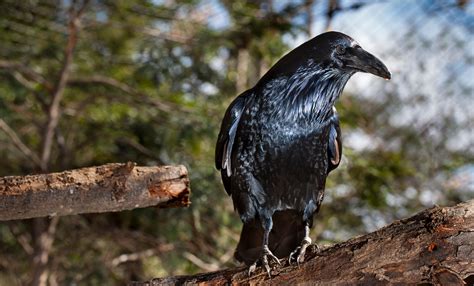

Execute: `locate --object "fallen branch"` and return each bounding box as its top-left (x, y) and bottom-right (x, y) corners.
top-left (0, 163), bottom-right (190, 221)
top-left (132, 200), bottom-right (474, 285)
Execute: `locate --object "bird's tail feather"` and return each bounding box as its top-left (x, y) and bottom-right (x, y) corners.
top-left (234, 210), bottom-right (305, 265)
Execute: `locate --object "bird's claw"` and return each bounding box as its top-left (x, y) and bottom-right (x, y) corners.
top-left (248, 246), bottom-right (281, 277)
top-left (288, 246), bottom-right (301, 265)
top-left (289, 237), bottom-right (312, 265)
top-left (248, 262), bottom-right (257, 276)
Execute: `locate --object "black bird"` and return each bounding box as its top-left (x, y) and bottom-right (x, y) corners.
top-left (215, 31), bottom-right (390, 275)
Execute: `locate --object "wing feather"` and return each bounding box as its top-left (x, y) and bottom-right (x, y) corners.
top-left (215, 90), bottom-right (252, 194)
top-left (327, 107), bottom-right (342, 174)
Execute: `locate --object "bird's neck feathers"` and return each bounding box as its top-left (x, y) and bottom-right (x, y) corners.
top-left (263, 62), bottom-right (351, 123)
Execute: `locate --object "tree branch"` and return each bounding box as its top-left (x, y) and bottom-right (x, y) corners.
top-left (0, 163), bottom-right (190, 221)
top-left (69, 75), bottom-right (141, 96)
top-left (116, 137), bottom-right (166, 165)
top-left (131, 200), bottom-right (474, 285)
top-left (40, 0), bottom-right (89, 172)
top-left (0, 60), bottom-right (50, 111)
top-left (0, 118), bottom-right (42, 167)
top-left (67, 75), bottom-right (177, 113)
top-left (183, 251), bottom-right (220, 272)
top-left (0, 60), bottom-right (53, 91)
top-left (111, 245), bottom-right (175, 267)
top-left (7, 222), bottom-right (34, 255)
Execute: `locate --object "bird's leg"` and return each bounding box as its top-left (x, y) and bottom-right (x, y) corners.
top-left (248, 217), bottom-right (281, 277)
top-left (261, 217), bottom-right (281, 276)
top-left (289, 222), bottom-right (311, 265)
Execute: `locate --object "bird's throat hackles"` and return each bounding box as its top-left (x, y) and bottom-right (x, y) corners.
top-left (263, 61), bottom-right (352, 124)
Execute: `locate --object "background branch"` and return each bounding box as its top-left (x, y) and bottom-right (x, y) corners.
top-left (68, 75), bottom-right (178, 113)
top-left (0, 60), bottom-right (52, 91)
top-left (40, 0), bottom-right (89, 172)
top-left (0, 118), bottom-right (42, 167)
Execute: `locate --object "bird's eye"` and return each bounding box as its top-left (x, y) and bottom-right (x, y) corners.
top-left (335, 45), bottom-right (346, 55)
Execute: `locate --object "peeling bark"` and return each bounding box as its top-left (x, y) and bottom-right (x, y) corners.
top-left (132, 200), bottom-right (474, 285)
top-left (0, 163), bottom-right (190, 221)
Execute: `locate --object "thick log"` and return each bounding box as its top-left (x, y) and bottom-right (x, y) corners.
top-left (133, 200), bottom-right (474, 286)
top-left (0, 163), bottom-right (190, 221)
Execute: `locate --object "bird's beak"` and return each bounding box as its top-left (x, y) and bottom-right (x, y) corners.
top-left (345, 47), bottom-right (391, 80)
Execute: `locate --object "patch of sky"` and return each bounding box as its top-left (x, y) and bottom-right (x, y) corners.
top-left (204, 0), bottom-right (230, 30)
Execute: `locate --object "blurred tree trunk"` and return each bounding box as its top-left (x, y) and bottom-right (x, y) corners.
top-left (304, 0), bottom-right (315, 36)
top-left (29, 1), bottom-right (89, 285)
top-left (132, 200), bottom-right (474, 285)
top-left (236, 48), bottom-right (250, 93)
top-left (325, 0), bottom-right (338, 31)
top-left (30, 217), bottom-right (59, 286)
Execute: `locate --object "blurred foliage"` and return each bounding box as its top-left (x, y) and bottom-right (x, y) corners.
top-left (0, 0), bottom-right (472, 285)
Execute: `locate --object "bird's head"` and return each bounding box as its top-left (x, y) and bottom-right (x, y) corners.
top-left (309, 31), bottom-right (391, 80)
top-left (259, 31), bottom-right (391, 84)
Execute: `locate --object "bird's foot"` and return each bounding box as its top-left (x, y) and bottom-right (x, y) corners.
top-left (248, 245), bottom-right (281, 277)
top-left (262, 245), bottom-right (281, 277)
top-left (289, 237), bottom-right (312, 265)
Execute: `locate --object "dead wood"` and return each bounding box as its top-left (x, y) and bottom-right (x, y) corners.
top-left (0, 163), bottom-right (190, 221)
top-left (132, 200), bottom-right (474, 286)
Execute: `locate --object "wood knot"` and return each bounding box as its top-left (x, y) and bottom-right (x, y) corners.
top-left (427, 242), bottom-right (437, 252)
top-left (110, 162), bottom-right (136, 203)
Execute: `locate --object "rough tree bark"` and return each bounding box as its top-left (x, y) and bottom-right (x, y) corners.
top-left (132, 200), bottom-right (474, 286)
top-left (0, 163), bottom-right (190, 221)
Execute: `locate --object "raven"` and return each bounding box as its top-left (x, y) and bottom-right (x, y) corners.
top-left (215, 31), bottom-right (390, 275)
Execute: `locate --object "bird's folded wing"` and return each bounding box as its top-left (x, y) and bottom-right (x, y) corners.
top-left (215, 90), bottom-right (252, 194)
top-left (327, 108), bottom-right (342, 173)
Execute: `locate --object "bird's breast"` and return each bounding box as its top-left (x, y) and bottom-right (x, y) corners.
top-left (238, 114), bottom-right (330, 174)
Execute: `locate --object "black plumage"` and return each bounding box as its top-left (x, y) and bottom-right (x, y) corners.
top-left (215, 31), bottom-right (390, 274)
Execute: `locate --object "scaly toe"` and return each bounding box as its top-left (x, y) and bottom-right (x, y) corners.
top-left (268, 252), bottom-right (281, 265)
top-left (296, 248), bottom-right (307, 264)
top-left (248, 262), bottom-right (257, 276)
top-left (262, 255), bottom-right (272, 277)
top-left (263, 246), bottom-right (281, 265)
top-left (296, 239), bottom-right (311, 264)
top-left (288, 246), bottom-right (301, 264)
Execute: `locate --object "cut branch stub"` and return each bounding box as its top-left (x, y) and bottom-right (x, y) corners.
top-left (0, 163), bottom-right (190, 221)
